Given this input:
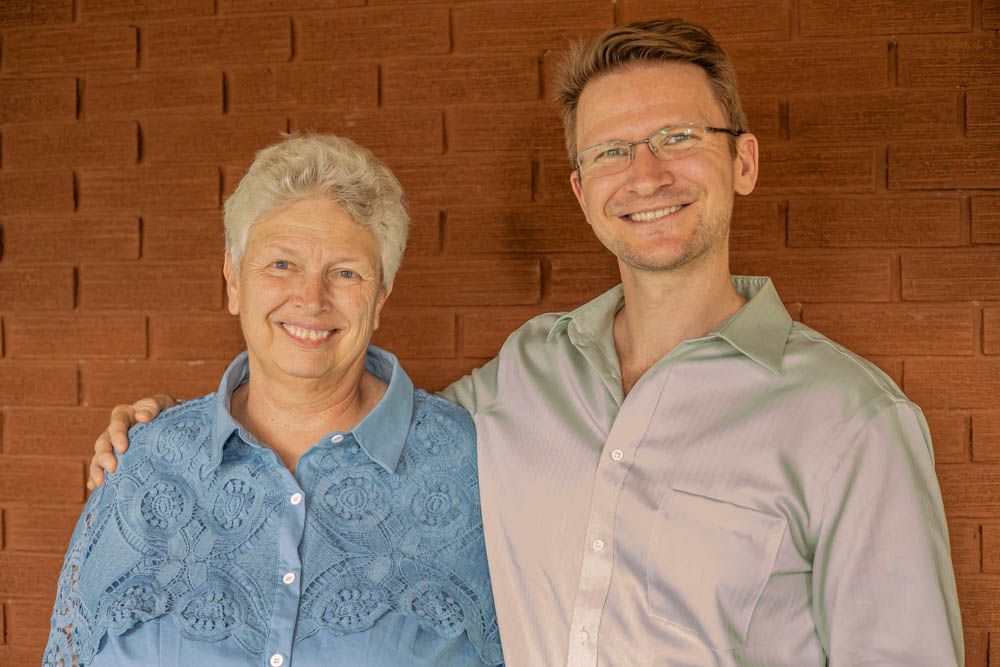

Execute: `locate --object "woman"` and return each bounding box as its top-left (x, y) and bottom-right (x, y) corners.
top-left (45, 134), bottom-right (503, 667)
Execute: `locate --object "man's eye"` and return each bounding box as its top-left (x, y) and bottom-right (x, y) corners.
top-left (664, 130), bottom-right (696, 146)
top-left (596, 145), bottom-right (628, 161)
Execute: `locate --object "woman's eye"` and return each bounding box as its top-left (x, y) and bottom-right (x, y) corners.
top-left (338, 270), bottom-right (357, 279)
top-left (272, 260), bottom-right (291, 270)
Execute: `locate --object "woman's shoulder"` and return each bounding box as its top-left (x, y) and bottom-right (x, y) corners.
top-left (121, 393), bottom-right (218, 470)
top-left (410, 389), bottom-right (477, 447)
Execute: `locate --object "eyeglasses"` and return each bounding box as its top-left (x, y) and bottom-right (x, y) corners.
top-left (575, 122), bottom-right (744, 178)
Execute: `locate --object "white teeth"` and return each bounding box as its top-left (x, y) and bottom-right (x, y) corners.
top-left (282, 323), bottom-right (334, 342)
top-left (627, 205), bottom-right (683, 222)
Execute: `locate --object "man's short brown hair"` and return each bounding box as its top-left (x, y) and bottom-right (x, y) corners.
top-left (554, 19), bottom-right (748, 163)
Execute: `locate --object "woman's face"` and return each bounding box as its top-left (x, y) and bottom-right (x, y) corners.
top-left (224, 195), bottom-right (388, 386)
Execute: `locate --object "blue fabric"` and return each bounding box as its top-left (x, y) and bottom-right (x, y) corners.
top-left (44, 346), bottom-right (503, 667)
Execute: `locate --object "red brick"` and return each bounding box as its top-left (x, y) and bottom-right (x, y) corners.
top-left (149, 313), bottom-right (244, 360)
top-left (0, 266), bottom-right (74, 310)
top-left (948, 519), bottom-right (981, 574)
top-left (5, 600), bottom-right (52, 649)
top-left (78, 166), bottom-right (219, 212)
top-left (549, 254), bottom-right (619, 305)
top-left (406, 208), bottom-right (441, 257)
top-left (788, 198), bottom-right (963, 248)
top-left (146, 17), bottom-right (291, 68)
top-left (445, 204), bottom-right (604, 254)
top-left (987, 0), bottom-right (1000, 28)
top-left (801, 304), bottom-right (975, 357)
top-left (728, 42), bottom-right (887, 95)
top-left (756, 145), bottom-right (876, 193)
top-left (741, 96), bottom-right (781, 140)
top-left (0, 599), bottom-right (4, 643)
top-left (899, 37), bottom-right (1000, 88)
top-left (0, 77), bottom-right (75, 124)
top-left (449, 104), bottom-right (564, 153)
top-left (906, 360), bottom-right (1000, 410)
top-left (789, 91), bottom-right (960, 142)
top-left (397, 357), bottom-right (488, 394)
top-left (731, 252), bottom-right (893, 302)
top-left (452, 1), bottom-right (612, 53)
top-left (462, 308), bottom-right (541, 358)
top-left (143, 211), bottom-right (224, 260)
top-left (4, 25), bottom-right (136, 73)
top-left (0, 0), bottom-right (72, 27)
top-left (986, 309), bottom-right (1000, 355)
top-left (0, 552), bottom-right (65, 596)
top-left (967, 89), bottom-right (1000, 139)
top-left (901, 250), bottom-right (1000, 301)
top-left (866, 357), bottom-right (902, 386)
top-left (80, 0), bottom-right (213, 21)
top-left (85, 70), bottom-right (222, 118)
top-left (623, 0), bottom-right (789, 40)
top-left (298, 7), bottom-right (449, 60)
top-left (228, 64), bottom-right (378, 113)
top-left (221, 0), bottom-right (364, 9)
top-left (3, 120), bottom-right (136, 169)
top-left (0, 171), bottom-right (74, 214)
top-left (81, 360), bottom-right (229, 406)
top-left (537, 152), bottom-right (576, 203)
top-left (964, 630), bottom-right (987, 667)
top-left (0, 456), bottom-right (83, 503)
top-left (292, 110), bottom-right (443, 156)
top-left (729, 198), bottom-right (785, 251)
top-left (1, 216), bottom-right (139, 262)
top-left (972, 197), bottom-right (1000, 245)
top-left (0, 647), bottom-right (44, 665)
top-left (392, 258), bottom-right (540, 306)
top-left (986, 524), bottom-right (1000, 572)
top-left (924, 410), bottom-right (971, 464)
top-left (383, 57), bottom-right (538, 106)
top-left (890, 141), bottom-right (1000, 190)
top-left (800, 0), bottom-right (970, 35)
top-left (389, 156), bottom-right (532, 207)
top-left (940, 465), bottom-right (1000, 519)
top-left (4, 407), bottom-right (114, 457)
top-left (6, 314), bottom-right (146, 359)
top-left (0, 361), bottom-right (77, 405)
top-left (79, 262), bottom-right (222, 310)
top-left (372, 309), bottom-right (456, 359)
top-left (974, 412), bottom-right (1000, 463)
top-left (5, 507), bottom-right (80, 553)
top-left (142, 115), bottom-right (286, 165)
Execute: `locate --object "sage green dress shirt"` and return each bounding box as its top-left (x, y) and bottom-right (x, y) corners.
top-left (441, 276), bottom-right (962, 667)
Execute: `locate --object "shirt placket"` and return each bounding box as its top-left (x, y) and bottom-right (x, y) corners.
top-left (565, 357), bottom-right (671, 667)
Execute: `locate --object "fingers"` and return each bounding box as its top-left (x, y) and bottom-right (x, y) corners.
top-left (87, 395), bottom-right (179, 490)
top-left (108, 404), bottom-right (136, 453)
top-left (87, 449), bottom-right (117, 490)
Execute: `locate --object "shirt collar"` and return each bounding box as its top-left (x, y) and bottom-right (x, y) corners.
top-left (548, 275), bottom-right (792, 374)
top-left (208, 345), bottom-right (414, 473)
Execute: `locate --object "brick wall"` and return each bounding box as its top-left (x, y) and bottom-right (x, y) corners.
top-left (0, 0), bottom-right (997, 662)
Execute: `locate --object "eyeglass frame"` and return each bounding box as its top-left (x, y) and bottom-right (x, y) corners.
top-left (574, 122), bottom-right (746, 177)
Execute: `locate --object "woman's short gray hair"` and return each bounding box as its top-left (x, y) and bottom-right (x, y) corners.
top-left (224, 133), bottom-right (409, 289)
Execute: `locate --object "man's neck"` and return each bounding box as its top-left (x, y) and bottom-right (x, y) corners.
top-left (613, 255), bottom-right (745, 395)
top-left (230, 360), bottom-right (387, 471)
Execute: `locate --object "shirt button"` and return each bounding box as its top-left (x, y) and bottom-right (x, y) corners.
top-left (578, 630), bottom-right (590, 643)
top-left (611, 449), bottom-right (624, 462)
top-left (289, 493), bottom-right (303, 506)
top-left (330, 433), bottom-right (344, 444)
top-left (269, 654), bottom-right (284, 667)
top-left (592, 539), bottom-right (605, 552)
top-left (282, 572), bottom-right (296, 584)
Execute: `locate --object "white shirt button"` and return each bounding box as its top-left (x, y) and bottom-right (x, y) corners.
top-left (578, 630), bottom-right (589, 643)
top-left (611, 449), bottom-right (624, 462)
top-left (269, 654), bottom-right (284, 667)
top-left (282, 572), bottom-right (296, 584)
top-left (289, 493), bottom-right (303, 506)
top-left (592, 538), bottom-right (605, 552)
top-left (330, 433), bottom-right (344, 444)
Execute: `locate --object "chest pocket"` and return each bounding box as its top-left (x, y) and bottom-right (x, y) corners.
top-left (645, 487), bottom-right (786, 651)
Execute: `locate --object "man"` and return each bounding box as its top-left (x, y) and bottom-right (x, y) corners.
top-left (90, 19), bottom-right (962, 666)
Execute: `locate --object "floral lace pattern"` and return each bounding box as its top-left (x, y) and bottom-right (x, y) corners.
top-left (44, 389), bottom-right (502, 666)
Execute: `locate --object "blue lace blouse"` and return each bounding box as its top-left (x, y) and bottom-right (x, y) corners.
top-left (44, 347), bottom-right (503, 667)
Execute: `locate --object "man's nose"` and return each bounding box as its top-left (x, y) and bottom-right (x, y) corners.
top-left (624, 142), bottom-right (674, 193)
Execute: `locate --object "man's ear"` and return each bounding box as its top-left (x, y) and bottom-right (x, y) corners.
top-left (570, 169), bottom-right (592, 227)
top-left (223, 252), bottom-right (240, 316)
top-left (733, 132), bottom-right (759, 196)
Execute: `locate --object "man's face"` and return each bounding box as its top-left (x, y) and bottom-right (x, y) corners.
top-left (570, 62), bottom-right (758, 275)
top-left (224, 195), bottom-right (388, 384)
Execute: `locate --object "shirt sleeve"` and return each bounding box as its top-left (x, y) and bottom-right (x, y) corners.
top-left (811, 396), bottom-right (963, 666)
top-left (437, 356), bottom-right (500, 417)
